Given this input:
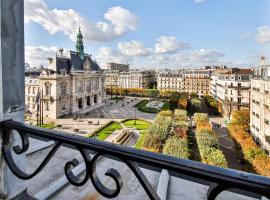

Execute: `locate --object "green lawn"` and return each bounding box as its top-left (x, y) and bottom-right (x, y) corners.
top-left (134, 100), bottom-right (170, 113)
top-left (123, 119), bottom-right (150, 149)
top-left (134, 130), bottom-right (147, 149)
top-left (40, 124), bottom-right (56, 129)
top-left (94, 122), bottom-right (122, 141)
top-left (123, 119), bottom-right (150, 130)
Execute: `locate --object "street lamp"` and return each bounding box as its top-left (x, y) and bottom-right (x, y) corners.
top-left (134, 107), bottom-right (137, 125)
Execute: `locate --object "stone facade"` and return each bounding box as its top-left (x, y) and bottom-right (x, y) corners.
top-left (157, 69), bottom-right (211, 97)
top-left (250, 57), bottom-right (270, 152)
top-left (104, 69), bottom-right (156, 89)
top-left (25, 68), bottom-right (105, 120)
top-left (107, 62), bottom-right (130, 71)
top-left (25, 29), bottom-right (105, 120)
top-left (211, 68), bottom-right (252, 117)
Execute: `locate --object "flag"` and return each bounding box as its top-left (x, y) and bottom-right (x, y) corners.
top-left (35, 89), bottom-right (41, 105)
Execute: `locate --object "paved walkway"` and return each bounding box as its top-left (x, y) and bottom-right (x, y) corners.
top-left (210, 117), bottom-right (243, 170)
top-left (200, 100), bottom-right (243, 170)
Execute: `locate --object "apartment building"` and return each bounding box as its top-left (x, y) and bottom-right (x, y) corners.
top-left (157, 68), bottom-right (211, 97)
top-left (250, 56), bottom-right (270, 152)
top-left (212, 68), bottom-right (252, 117)
top-left (104, 69), bottom-right (156, 89)
top-left (107, 62), bottom-right (129, 71)
top-left (118, 70), bottom-right (156, 89)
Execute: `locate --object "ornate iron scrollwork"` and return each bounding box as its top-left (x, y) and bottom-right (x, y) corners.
top-left (2, 123), bottom-right (160, 200)
top-left (1, 120), bottom-right (270, 200)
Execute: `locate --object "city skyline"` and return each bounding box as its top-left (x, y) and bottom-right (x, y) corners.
top-left (25, 0), bottom-right (270, 69)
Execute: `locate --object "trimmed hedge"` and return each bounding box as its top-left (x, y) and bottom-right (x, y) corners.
top-left (162, 109), bottom-right (190, 159)
top-left (194, 113), bottom-right (227, 167)
top-left (142, 115), bottom-right (172, 152)
top-left (163, 136), bottom-right (189, 159)
top-left (174, 109), bottom-right (187, 121)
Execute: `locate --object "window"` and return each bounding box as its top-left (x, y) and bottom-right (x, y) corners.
top-left (28, 87), bottom-right (31, 94)
top-left (87, 96), bottom-right (90, 106)
top-left (237, 98), bottom-right (241, 104)
top-left (78, 81), bottom-right (83, 93)
top-left (45, 101), bottom-right (49, 111)
top-left (238, 91), bottom-right (241, 96)
top-left (32, 87), bottom-right (36, 94)
top-left (45, 83), bottom-right (51, 96)
top-left (60, 83), bottom-right (67, 95)
top-left (238, 83), bottom-right (241, 88)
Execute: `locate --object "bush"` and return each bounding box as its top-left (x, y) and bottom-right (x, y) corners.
top-left (158, 110), bottom-right (173, 117)
top-left (191, 99), bottom-right (201, 113)
top-left (190, 92), bottom-right (199, 99)
top-left (204, 95), bottom-right (220, 115)
top-left (143, 133), bottom-right (163, 152)
top-left (142, 115), bottom-right (172, 152)
top-left (194, 113), bottom-right (209, 124)
top-left (174, 109), bottom-right (187, 121)
top-left (196, 129), bottom-right (219, 148)
top-left (199, 146), bottom-right (227, 167)
top-left (228, 111), bottom-right (270, 176)
top-left (171, 121), bottom-right (188, 138)
top-left (163, 136), bottom-right (190, 159)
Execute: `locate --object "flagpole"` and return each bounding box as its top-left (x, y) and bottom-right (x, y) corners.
top-left (41, 89), bottom-right (44, 125)
top-left (36, 103), bottom-right (39, 126)
top-left (39, 92), bottom-right (42, 126)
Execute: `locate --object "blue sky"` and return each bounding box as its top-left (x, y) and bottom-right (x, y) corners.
top-left (25, 0), bottom-right (270, 69)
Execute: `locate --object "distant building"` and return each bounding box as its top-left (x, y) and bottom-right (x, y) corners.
top-left (104, 69), bottom-right (156, 89)
top-left (118, 70), bottom-right (156, 89)
top-left (25, 28), bottom-right (105, 120)
top-left (157, 68), bottom-right (211, 97)
top-left (250, 56), bottom-right (270, 152)
top-left (107, 62), bottom-right (129, 71)
top-left (211, 68), bottom-right (252, 117)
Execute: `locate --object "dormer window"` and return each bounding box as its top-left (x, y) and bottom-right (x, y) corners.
top-left (60, 69), bottom-right (66, 76)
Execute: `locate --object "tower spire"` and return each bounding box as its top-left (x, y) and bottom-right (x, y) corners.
top-left (76, 27), bottom-right (84, 60)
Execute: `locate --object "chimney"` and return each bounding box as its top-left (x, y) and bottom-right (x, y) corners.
top-left (260, 56), bottom-right (266, 66)
top-left (48, 57), bottom-right (54, 65)
top-left (58, 48), bottom-right (64, 57)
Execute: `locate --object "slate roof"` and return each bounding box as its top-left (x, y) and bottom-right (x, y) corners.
top-left (55, 51), bottom-right (101, 73)
top-left (222, 68), bottom-right (252, 75)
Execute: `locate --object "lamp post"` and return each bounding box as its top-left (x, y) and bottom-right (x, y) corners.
top-left (134, 107), bottom-right (137, 125)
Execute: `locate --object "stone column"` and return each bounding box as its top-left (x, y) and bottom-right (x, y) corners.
top-left (0, 0), bottom-right (26, 199)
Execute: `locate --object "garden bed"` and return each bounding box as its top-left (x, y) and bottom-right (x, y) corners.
top-left (134, 100), bottom-right (170, 113)
top-left (90, 121), bottom-right (121, 141)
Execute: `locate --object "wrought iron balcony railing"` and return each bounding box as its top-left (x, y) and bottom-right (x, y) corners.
top-left (1, 120), bottom-right (270, 200)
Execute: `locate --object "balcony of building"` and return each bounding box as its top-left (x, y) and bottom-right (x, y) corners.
top-left (0, 1), bottom-right (270, 200)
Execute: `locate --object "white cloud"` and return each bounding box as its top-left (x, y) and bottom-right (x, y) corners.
top-left (95, 47), bottom-right (131, 68)
top-left (195, 0), bottom-right (206, 4)
top-left (256, 25), bottom-right (270, 44)
top-left (25, 46), bottom-right (68, 67)
top-left (25, 0), bottom-right (138, 42)
top-left (117, 40), bottom-right (152, 56)
top-left (154, 36), bottom-right (190, 54)
top-left (189, 49), bottom-right (224, 63)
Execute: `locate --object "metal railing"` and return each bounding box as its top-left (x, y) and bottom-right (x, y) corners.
top-left (1, 120), bottom-right (270, 200)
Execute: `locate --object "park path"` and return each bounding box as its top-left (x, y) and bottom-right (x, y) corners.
top-left (201, 100), bottom-right (243, 170)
